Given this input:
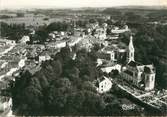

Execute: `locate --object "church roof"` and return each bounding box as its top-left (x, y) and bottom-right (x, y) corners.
top-left (144, 66), bottom-right (155, 74)
top-left (128, 61), bottom-right (137, 67)
top-left (95, 76), bottom-right (106, 87)
top-left (128, 36), bottom-right (134, 51)
top-left (124, 70), bottom-right (133, 76)
top-left (99, 76), bottom-right (106, 82)
top-left (128, 61), bottom-right (142, 67)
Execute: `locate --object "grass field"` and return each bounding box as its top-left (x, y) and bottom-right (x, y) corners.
top-left (0, 16), bottom-right (67, 26)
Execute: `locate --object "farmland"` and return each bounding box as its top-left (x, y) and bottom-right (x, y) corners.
top-left (0, 15), bottom-right (68, 27)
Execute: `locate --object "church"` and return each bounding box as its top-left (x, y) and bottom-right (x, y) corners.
top-left (121, 36), bottom-right (156, 91)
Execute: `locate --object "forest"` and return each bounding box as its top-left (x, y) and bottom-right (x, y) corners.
top-left (11, 46), bottom-right (103, 115)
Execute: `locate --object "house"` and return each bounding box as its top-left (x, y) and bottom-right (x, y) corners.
top-left (86, 22), bottom-right (99, 30)
top-left (68, 36), bottom-right (82, 47)
top-left (0, 96), bottom-right (12, 112)
top-left (18, 58), bottom-right (27, 68)
top-left (0, 61), bottom-right (8, 69)
top-left (26, 45), bottom-right (45, 59)
top-left (101, 46), bottom-right (116, 61)
top-left (26, 50), bottom-right (38, 59)
top-left (48, 33), bottom-right (56, 39)
top-left (94, 28), bottom-right (107, 40)
top-left (48, 31), bottom-right (67, 41)
top-left (108, 34), bottom-right (119, 40)
top-left (46, 40), bottom-right (66, 49)
top-left (102, 23), bottom-right (108, 29)
top-left (95, 76), bottom-right (112, 94)
top-left (97, 41), bottom-right (127, 65)
top-left (97, 52), bottom-right (112, 62)
top-left (39, 51), bottom-right (51, 62)
top-left (77, 37), bottom-right (93, 52)
top-left (29, 29), bottom-right (35, 35)
top-left (111, 25), bottom-right (129, 34)
top-left (0, 81), bottom-right (8, 91)
top-left (20, 36), bottom-right (30, 44)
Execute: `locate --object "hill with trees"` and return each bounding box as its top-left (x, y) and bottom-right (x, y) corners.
top-left (11, 46), bottom-right (106, 116)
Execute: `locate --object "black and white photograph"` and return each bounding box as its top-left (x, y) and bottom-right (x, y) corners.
top-left (0, 0), bottom-right (167, 116)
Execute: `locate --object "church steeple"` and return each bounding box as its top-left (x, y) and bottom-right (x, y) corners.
top-left (127, 35), bottom-right (135, 63)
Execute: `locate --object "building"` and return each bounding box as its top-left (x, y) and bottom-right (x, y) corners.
top-left (143, 65), bottom-right (156, 91)
top-left (68, 36), bottom-right (82, 47)
top-left (111, 25), bottom-right (129, 34)
top-left (18, 58), bottom-right (27, 68)
top-left (39, 51), bottom-right (51, 63)
top-left (95, 76), bottom-right (112, 94)
top-left (77, 35), bottom-right (94, 51)
top-left (101, 62), bottom-right (122, 73)
top-left (46, 40), bottom-right (66, 49)
top-left (48, 31), bottom-right (67, 42)
top-left (101, 46), bottom-right (116, 62)
top-left (0, 96), bottom-right (12, 112)
top-left (98, 40), bottom-right (127, 64)
top-left (108, 34), bottom-right (119, 40)
top-left (97, 52), bottom-right (112, 62)
top-left (19, 36), bottom-right (30, 44)
top-left (94, 28), bottom-right (107, 40)
top-left (121, 61), bottom-right (155, 91)
top-left (121, 36), bottom-right (156, 91)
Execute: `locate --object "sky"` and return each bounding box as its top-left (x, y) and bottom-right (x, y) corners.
top-left (0, 0), bottom-right (167, 9)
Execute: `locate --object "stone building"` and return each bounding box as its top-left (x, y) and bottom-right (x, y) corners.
top-left (121, 36), bottom-right (156, 91)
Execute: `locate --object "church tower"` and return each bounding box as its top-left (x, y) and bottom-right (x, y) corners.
top-left (127, 35), bottom-right (135, 63)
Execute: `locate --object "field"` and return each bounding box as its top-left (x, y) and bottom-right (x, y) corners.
top-left (0, 15), bottom-right (68, 26)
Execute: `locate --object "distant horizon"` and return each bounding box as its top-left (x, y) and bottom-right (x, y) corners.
top-left (1, 0), bottom-right (167, 10)
top-left (1, 5), bottom-right (167, 11)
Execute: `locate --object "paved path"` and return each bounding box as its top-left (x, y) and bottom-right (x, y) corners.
top-left (0, 45), bottom-right (15, 58)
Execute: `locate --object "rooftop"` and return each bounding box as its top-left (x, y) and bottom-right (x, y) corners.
top-left (101, 61), bottom-right (117, 67)
top-left (128, 61), bottom-right (142, 67)
top-left (144, 66), bottom-right (155, 74)
top-left (124, 70), bottom-right (133, 76)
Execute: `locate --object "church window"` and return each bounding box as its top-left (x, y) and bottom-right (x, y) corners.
top-left (146, 76), bottom-right (149, 82)
top-left (152, 76), bottom-right (154, 81)
top-left (131, 53), bottom-right (133, 57)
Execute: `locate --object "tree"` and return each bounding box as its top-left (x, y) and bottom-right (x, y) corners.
top-left (81, 81), bottom-right (97, 93)
top-left (0, 22), bottom-right (29, 41)
top-left (82, 91), bottom-right (105, 115)
top-left (89, 19), bottom-right (97, 23)
top-left (104, 103), bottom-right (123, 115)
top-left (46, 22), bottom-right (70, 32)
top-left (22, 86), bottom-right (44, 115)
top-left (65, 91), bottom-right (85, 115)
top-left (161, 73), bottom-right (167, 89)
top-left (45, 78), bottom-right (72, 115)
top-left (16, 13), bottom-right (24, 17)
top-left (11, 44), bottom-right (106, 115)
